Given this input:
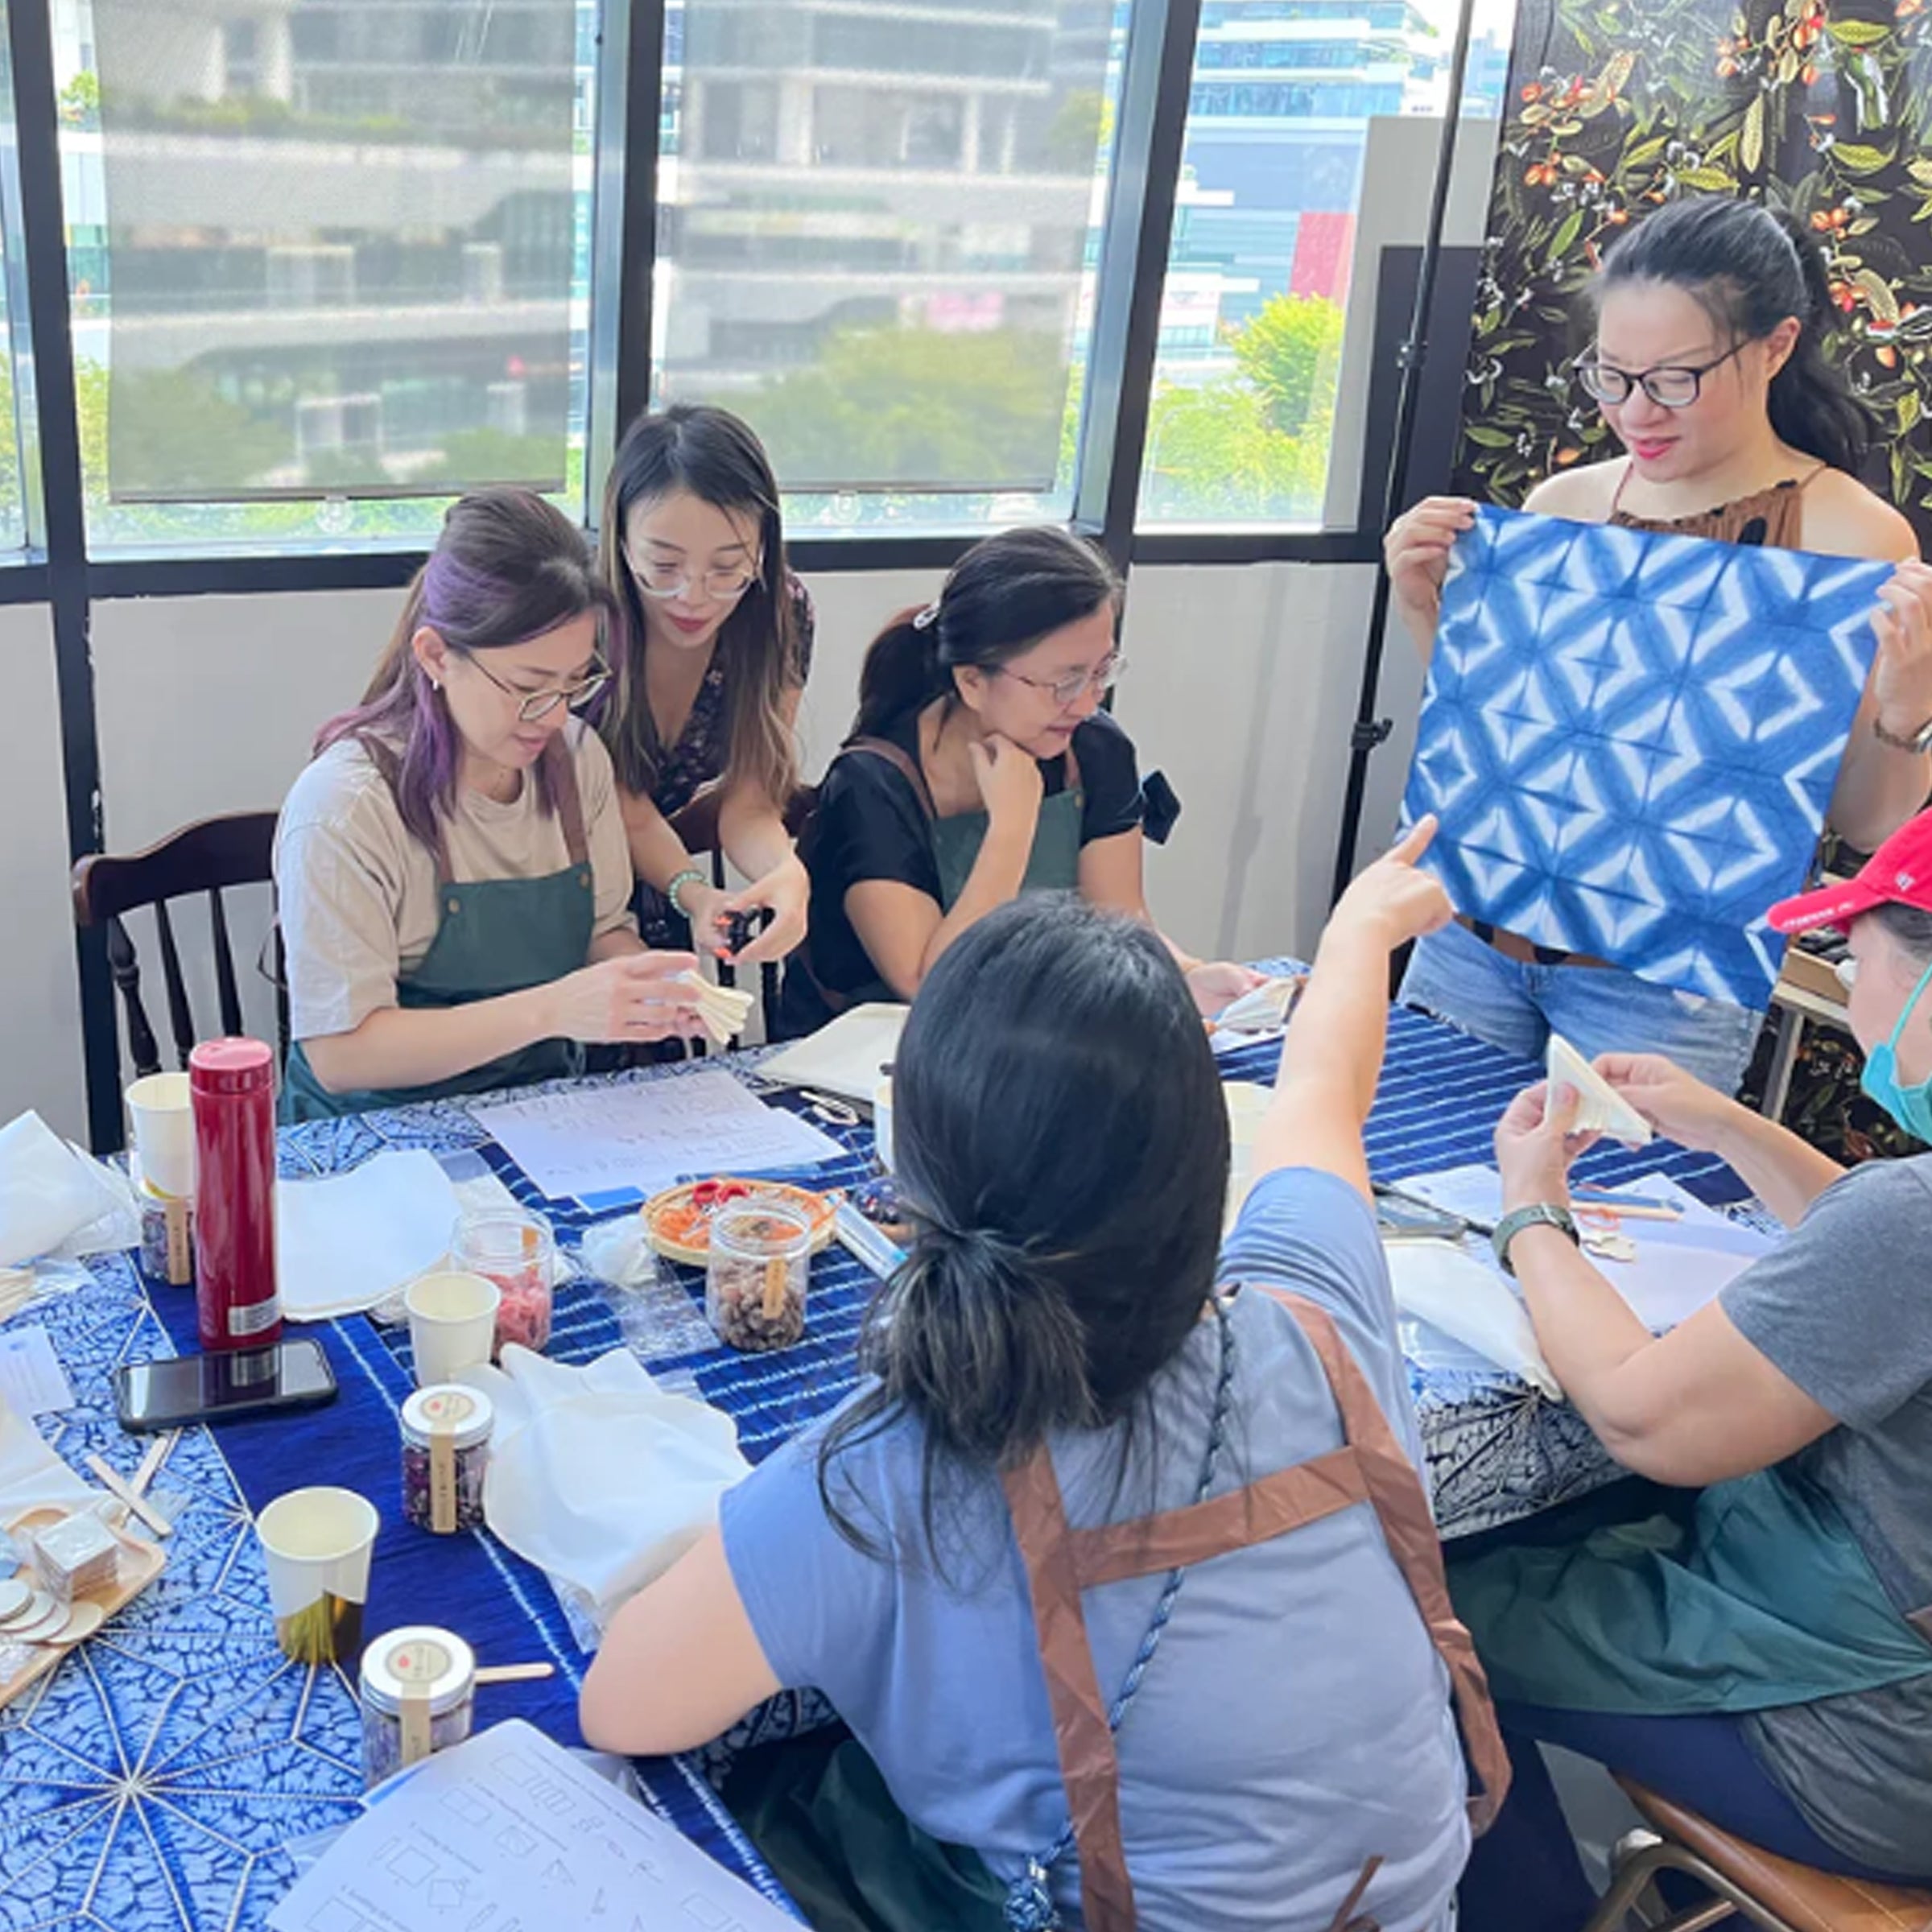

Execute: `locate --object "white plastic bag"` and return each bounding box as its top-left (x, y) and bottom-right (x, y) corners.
top-left (457, 1346), bottom-right (749, 1641)
top-left (1384, 1238), bottom-right (1562, 1400)
top-left (0, 1113), bottom-right (138, 1268)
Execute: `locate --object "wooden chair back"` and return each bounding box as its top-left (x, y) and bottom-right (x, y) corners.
top-left (72, 812), bottom-right (285, 1079)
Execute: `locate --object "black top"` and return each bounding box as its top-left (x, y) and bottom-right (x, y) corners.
top-left (776, 706), bottom-right (1145, 1038)
top-left (650, 574), bottom-right (816, 820)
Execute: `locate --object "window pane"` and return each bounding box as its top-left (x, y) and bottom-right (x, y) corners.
top-left (60, 0), bottom-right (598, 550)
top-left (1139, 0), bottom-right (1503, 527)
top-left (656, 0), bottom-right (1117, 528)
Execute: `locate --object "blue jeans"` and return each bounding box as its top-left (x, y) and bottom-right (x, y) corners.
top-left (1460, 1703), bottom-right (1917, 1932)
top-left (1401, 919), bottom-right (1765, 1096)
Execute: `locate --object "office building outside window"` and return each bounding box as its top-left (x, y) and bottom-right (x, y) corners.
top-left (58, 0), bottom-right (597, 551)
top-left (1138, 0), bottom-right (1499, 528)
top-left (654, 0), bottom-right (1118, 534)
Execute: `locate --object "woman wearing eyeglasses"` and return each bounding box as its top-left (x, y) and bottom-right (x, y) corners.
top-left (1385, 196), bottom-right (1932, 1092)
top-left (275, 489), bottom-right (706, 1121)
top-left (597, 405), bottom-right (814, 969)
top-left (778, 525), bottom-right (1259, 1036)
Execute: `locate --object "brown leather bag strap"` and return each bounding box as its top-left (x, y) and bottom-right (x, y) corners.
top-left (1265, 1288), bottom-right (1513, 1834)
top-left (355, 733), bottom-right (453, 884)
top-left (1001, 1450), bottom-right (1140, 1932)
top-left (844, 735), bottom-right (938, 819)
top-left (544, 734), bottom-right (591, 869)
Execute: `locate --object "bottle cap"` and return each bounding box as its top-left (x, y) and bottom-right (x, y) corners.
top-left (188, 1038), bottom-right (275, 1096)
top-left (400, 1384), bottom-right (495, 1451)
top-left (358, 1626), bottom-right (476, 1717)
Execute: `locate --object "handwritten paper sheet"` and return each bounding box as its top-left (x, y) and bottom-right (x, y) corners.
top-left (0, 1327), bottom-right (74, 1416)
top-left (473, 1068), bottom-right (843, 1203)
top-left (268, 1718), bottom-right (799, 1932)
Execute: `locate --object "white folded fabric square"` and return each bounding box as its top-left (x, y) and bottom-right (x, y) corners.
top-left (458, 1346), bottom-right (749, 1639)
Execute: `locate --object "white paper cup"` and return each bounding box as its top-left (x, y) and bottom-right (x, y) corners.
top-left (1224, 1082), bottom-right (1272, 1231)
top-left (873, 1076), bottom-right (894, 1173)
top-left (405, 1271), bottom-right (502, 1387)
top-left (256, 1485), bottom-right (378, 1663)
top-left (126, 1072), bottom-right (196, 1199)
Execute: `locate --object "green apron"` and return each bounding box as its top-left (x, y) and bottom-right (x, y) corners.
top-left (796, 733), bottom-right (1087, 1019)
top-left (1450, 1463), bottom-right (1932, 1715)
top-left (281, 735), bottom-right (597, 1124)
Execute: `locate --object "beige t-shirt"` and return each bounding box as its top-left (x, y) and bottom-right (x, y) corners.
top-left (275, 720), bottom-right (638, 1043)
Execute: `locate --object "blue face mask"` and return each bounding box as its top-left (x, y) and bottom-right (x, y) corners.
top-left (1860, 956), bottom-right (1932, 1140)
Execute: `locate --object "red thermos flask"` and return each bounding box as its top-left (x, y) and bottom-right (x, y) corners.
top-left (190, 1038), bottom-right (282, 1352)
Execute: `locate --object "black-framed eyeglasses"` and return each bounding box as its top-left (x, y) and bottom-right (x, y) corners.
top-left (1574, 340), bottom-right (1751, 409)
top-left (461, 650), bottom-right (612, 724)
top-left (996, 652), bottom-right (1125, 708)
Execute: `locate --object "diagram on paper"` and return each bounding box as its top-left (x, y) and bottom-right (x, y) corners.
top-left (268, 1719), bottom-right (796, 1932)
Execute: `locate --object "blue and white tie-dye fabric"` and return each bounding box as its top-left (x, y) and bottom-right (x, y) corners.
top-left (1403, 505), bottom-right (1886, 1009)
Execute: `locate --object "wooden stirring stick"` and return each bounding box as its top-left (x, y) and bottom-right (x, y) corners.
top-left (128, 1430), bottom-right (178, 1501)
top-left (474, 1662), bottom-right (556, 1686)
top-left (85, 1455), bottom-right (171, 1538)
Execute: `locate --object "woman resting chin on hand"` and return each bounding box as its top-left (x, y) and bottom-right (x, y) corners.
top-left (776, 525), bottom-right (1259, 1038)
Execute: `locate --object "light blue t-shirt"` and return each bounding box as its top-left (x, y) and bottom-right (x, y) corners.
top-left (719, 1167), bottom-right (1470, 1931)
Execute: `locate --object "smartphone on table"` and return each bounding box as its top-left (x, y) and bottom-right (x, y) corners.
top-left (114, 1340), bottom-right (338, 1434)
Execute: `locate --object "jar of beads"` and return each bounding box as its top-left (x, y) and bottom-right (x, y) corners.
top-left (399, 1385), bottom-right (493, 1535)
top-left (358, 1626), bottom-right (476, 1789)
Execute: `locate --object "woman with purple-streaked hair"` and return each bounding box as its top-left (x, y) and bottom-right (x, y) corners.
top-left (275, 487), bottom-right (707, 1122)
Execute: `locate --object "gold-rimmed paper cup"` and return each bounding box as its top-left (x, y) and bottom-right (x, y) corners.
top-left (404, 1271), bottom-right (501, 1387)
top-left (256, 1486), bottom-right (378, 1665)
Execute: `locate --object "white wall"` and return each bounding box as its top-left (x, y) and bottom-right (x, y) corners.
top-left (0, 605), bottom-right (87, 1138)
top-left (1, 561), bottom-right (1426, 1142)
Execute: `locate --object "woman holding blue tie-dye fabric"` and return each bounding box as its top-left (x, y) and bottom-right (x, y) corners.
top-left (1385, 196), bottom-right (1932, 1092)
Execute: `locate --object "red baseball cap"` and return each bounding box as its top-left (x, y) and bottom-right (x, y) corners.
top-left (1768, 807), bottom-right (1932, 935)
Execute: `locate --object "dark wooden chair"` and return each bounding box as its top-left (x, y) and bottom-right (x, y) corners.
top-left (72, 812), bottom-right (286, 1079)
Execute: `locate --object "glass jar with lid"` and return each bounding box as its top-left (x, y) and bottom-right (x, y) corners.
top-left (399, 1384), bottom-right (493, 1534)
top-left (358, 1625), bottom-right (477, 1790)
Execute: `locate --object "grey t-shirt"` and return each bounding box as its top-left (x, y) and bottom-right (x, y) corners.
top-left (1720, 1153), bottom-right (1932, 1875)
top-left (720, 1169), bottom-right (1469, 1930)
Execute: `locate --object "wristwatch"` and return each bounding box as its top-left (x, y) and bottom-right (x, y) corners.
top-left (1492, 1202), bottom-right (1580, 1277)
top-left (1872, 712), bottom-right (1932, 754)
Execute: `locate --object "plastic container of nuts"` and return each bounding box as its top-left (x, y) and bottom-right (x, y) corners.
top-left (706, 1197), bottom-right (811, 1351)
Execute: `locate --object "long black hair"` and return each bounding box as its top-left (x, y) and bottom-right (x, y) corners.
top-left (852, 525), bottom-right (1121, 739)
top-left (815, 895), bottom-right (1229, 1567)
top-left (1596, 196), bottom-right (1871, 475)
top-left (597, 402), bottom-right (799, 807)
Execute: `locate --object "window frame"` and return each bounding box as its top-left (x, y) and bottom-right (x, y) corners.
top-left (10, 0), bottom-right (1478, 1147)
